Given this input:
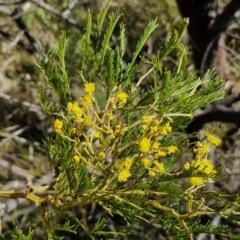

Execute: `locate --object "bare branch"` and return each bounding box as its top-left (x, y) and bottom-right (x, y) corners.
top-left (62, 0), bottom-right (78, 18)
top-left (187, 106), bottom-right (240, 134)
top-left (11, 8), bottom-right (42, 55)
top-left (29, 0), bottom-right (85, 31)
top-left (216, 93), bottom-right (240, 107)
top-left (3, 30), bottom-right (24, 53)
top-left (0, 29), bottom-right (37, 54)
top-left (0, 157), bottom-right (34, 179)
top-left (0, 8), bottom-right (35, 27)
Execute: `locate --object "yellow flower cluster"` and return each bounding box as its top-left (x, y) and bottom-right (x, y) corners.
top-left (53, 119), bottom-right (63, 133)
top-left (67, 101), bottom-right (83, 123)
top-left (142, 158), bottom-right (151, 168)
top-left (184, 158), bottom-right (216, 185)
top-left (116, 157), bottom-right (133, 182)
top-left (53, 81), bottom-right (180, 184)
top-left (137, 115), bottom-right (177, 178)
top-left (141, 115), bottom-right (172, 137)
top-left (139, 137), bottom-right (151, 153)
top-left (205, 129), bottom-right (221, 147)
top-left (73, 155), bottom-right (80, 163)
top-left (84, 82), bottom-right (95, 94)
top-left (80, 94), bottom-right (93, 107)
top-left (153, 160), bottom-right (165, 172)
top-left (53, 82), bottom-right (132, 174)
top-left (184, 129), bottom-right (221, 186)
top-left (116, 92), bottom-right (128, 106)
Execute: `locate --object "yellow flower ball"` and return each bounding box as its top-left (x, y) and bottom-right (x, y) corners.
top-left (84, 82), bottom-right (95, 94)
top-left (139, 137), bottom-right (151, 153)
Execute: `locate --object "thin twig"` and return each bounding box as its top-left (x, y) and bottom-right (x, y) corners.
top-left (29, 0), bottom-right (85, 31)
top-left (0, 8), bottom-right (36, 27)
top-left (136, 66), bottom-right (154, 87)
top-left (0, 131), bottom-right (41, 147)
top-left (0, 93), bottom-right (43, 113)
top-left (187, 105), bottom-right (240, 134)
top-left (0, 125), bottom-right (32, 148)
top-left (0, 157), bottom-right (34, 179)
top-left (12, 8), bottom-right (42, 55)
top-left (4, 30), bottom-right (24, 53)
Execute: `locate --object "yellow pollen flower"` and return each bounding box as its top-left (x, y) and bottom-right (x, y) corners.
top-left (141, 124), bottom-right (148, 132)
top-left (152, 119), bottom-right (159, 126)
top-left (107, 112), bottom-right (113, 121)
top-left (189, 177), bottom-right (205, 186)
top-left (124, 157), bottom-right (134, 169)
top-left (139, 137), bottom-right (151, 153)
top-left (142, 158), bottom-right (151, 168)
top-left (83, 116), bottom-right (92, 126)
top-left (150, 126), bottom-right (158, 134)
top-left (142, 115), bottom-right (153, 125)
top-left (80, 94), bottom-right (92, 107)
top-left (206, 130), bottom-right (221, 147)
top-left (148, 170), bottom-right (155, 177)
top-left (74, 116), bottom-right (84, 123)
top-left (76, 130), bottom-right (83, 137)
top-left (202, 159), bottom-right (216, 174)
top-left (154, 150), bottom-right (166, 158)
top-left (73, 155), bottom-right (80, 163)
top-left (159, 123), bottom-right (172, 135)
top-left (152, 142), bottom-right (160, 150)
top-left (98, 152), bottom-right (105, 158)
top-left (116, 161), bottom-right (125, 170)
top-left (67, 102), bottom-right (73, 111)
top-left (71, 127), bottom-right (77, 134)
top-left (70, 102), bottom-right (83, 117)
top-left (185, 158), bottom-right (216, 186)
top-left (115, 124), bottom-right (121, 134)
top-left (108, 98), bottom-right (116, 110)
top-left (116, 157), bottom-right (133, 170)
top-left (153, 160), bottom-right (165, 172)
top-left (53, 119), bottom-right (63, 132)
top-left (114, 125), bottom-right (127, 135)
top-left (167, 146), bottom-right (178, 154)
top-left (184, 162), bottom-right (191, 170)
top-left (196, 141), bottom-right (210, 158)
top-left (118, 169), bottom-right (131, 182)
top-left (84, 82), bottom-right (95, 94)
top-left (116, 92), bottom-right (128, 105)
top-left (93, 131), bottom-right (101, 139)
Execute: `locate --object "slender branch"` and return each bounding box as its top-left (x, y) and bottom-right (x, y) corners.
top-left (29, 0), bottom-right (85, 31)
top-left (12, 8), bottom-right (42, 55)
top-left (0, 8), bottom-right (35, 27)
top-left (0, 29), bottom-right (35, 53)
top-left (0, 93), bottom-right (42, 112)
top-left (0, 156), bottom-right (34, 179)
top-left (0, 125), bottom-right (35, 148)
top-left (187, 106), bottom-right (240, 134)
top-left (62, 0), bottom-right (78, 18)
top-left (4, 30), bottom-right (24, 53)
top-left (216, 93), bottom-right (240, 107)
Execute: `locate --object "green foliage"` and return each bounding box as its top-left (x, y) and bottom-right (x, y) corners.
top-left (2, 6), bottom-right (240, 240)
top-left (36, 8), bottom-right (235, 240)
top-left (3, 228), bottom-right (35, 240)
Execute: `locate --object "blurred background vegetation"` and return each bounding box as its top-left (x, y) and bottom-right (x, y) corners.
top-left (1, 0), bottom-right (240, 239)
